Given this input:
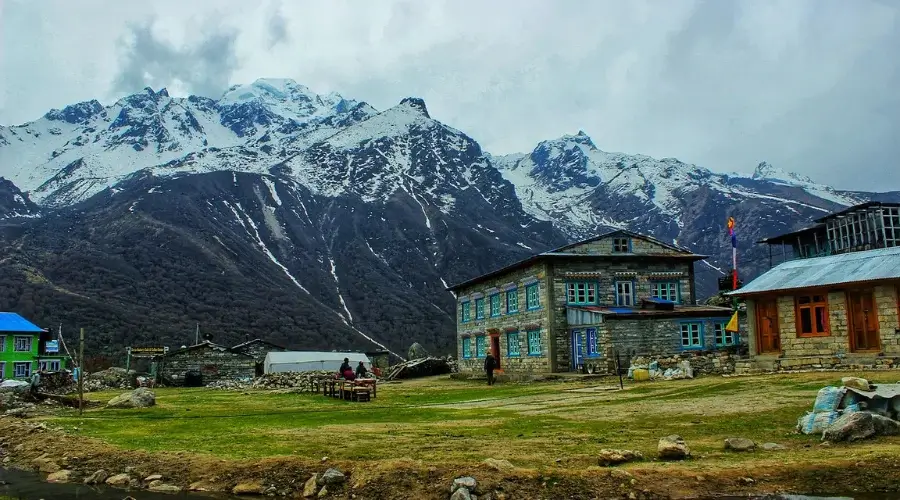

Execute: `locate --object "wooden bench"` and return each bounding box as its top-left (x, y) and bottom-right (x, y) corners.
top-left (322, 378), bottom-right (377, 402)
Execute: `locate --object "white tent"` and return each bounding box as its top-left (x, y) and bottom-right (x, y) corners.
top-left (263, 351), bottom-right (372, 374)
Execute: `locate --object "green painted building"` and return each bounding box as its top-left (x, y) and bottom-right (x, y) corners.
top-left (0, 312), bottom-right (69, 380)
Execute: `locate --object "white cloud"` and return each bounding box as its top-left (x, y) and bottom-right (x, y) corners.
top-left (1, 0), bottom-right (898, 191)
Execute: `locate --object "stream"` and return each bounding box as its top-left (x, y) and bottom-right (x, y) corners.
top-left (0, 468), bottom-right (236, 500)
top-left (0, 468), bottom-right (895, 500)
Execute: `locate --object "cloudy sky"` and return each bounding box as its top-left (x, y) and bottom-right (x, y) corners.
top-left (1, 0), bottom-right (898, 191)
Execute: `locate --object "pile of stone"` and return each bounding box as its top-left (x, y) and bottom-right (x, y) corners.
top-left (797, 376), bottom-right (900, 442)
top-left (206, 371), bottom-right (335, 392)
top-left (83, 367), bottom-right (133, 392)
top-left (629, 353), bottom-right (738, 379)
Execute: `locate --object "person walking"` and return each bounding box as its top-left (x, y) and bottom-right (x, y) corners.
top-left (484, 353), bottom-right (497, 386)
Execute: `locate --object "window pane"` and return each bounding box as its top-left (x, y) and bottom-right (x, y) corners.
top-left (815, 306), bottom-right (827, 333)
top-left (800, 308), bottom-right (813, 333)
top-left (798, 296), bottom-right (811, 304)
top-left (507, 333), bottom-right (519, 356)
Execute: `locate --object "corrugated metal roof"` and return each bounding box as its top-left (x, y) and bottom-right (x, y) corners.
top-left (731, 246), bottom-right (900, 296)
top-left (0, 313), bottom-right (44, 333)
top-left (264, 351), bottom-right (371, 365)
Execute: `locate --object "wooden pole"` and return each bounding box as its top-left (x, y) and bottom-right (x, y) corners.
top-left (78, 328), bottom-right (84, 415)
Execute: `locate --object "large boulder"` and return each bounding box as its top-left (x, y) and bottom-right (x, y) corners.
top-left (823, 411), bottom-right (876, 442)
top-left (105, 473), bottom-right (131, 487)
top-left (46, 470), bottom-right (74, 483)
top-left (84, 469), bottom-right (108, 485)
top-left (841, 377), bottom-right (870, 391)
top-left (316, 468), bottom-right (345, 487)
top-left (658, 435), bottom-right (690, 460)
top-left (107, 388), bottom-right (156, 409)
top-left (872, 414), bottom-right (900, 436)
top-left (408, 342), bottom-right (429, 360)
top-left (452, 476), bottom-right (477, 493)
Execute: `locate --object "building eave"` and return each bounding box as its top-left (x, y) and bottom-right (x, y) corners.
top-left (445, 253), bottom-right (708, 292)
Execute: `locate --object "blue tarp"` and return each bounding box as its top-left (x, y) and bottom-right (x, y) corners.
top-left (0, 312), bottom-right (44, 333)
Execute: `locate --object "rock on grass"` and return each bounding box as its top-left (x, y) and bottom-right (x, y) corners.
top-left (658, 435), bottom-right (690, 460)
top-left (597, 449), bottom-right (644, 466)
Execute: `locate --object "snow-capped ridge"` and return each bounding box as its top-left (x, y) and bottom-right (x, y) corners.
top-left (398, 97), bottom-right (430, 118)
top-left (751, 161), bottom-right (813, 184)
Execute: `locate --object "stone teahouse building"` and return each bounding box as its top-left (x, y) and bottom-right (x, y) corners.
top-left (732, 202), bottom-right (900, 371)
top-left (447, 230), bottom-right (737, 375)
top-left (161, 341), bottom-right (255, 386)
top-left (231, 338), bottom-right (288, 376)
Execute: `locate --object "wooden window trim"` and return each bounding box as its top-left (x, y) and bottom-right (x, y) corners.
top-left (795, 294), bottom-right (830, 338)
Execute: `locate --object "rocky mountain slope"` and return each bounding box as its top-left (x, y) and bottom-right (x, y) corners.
top-left (0, 78), bottom-right (896, 355)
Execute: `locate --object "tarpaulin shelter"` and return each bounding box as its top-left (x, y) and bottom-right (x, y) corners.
top-left (263, 351), bottom-right (371, 374)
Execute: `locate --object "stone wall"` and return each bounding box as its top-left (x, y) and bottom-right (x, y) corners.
top-left (456, 261), bottom-right (553, 374)
top-left (776, 293), bottom-right (849, 357)
top-left (455, 250), bottom-right (706, 374)
top-left (235, 342), bottom-right (285, 364)
top-left (749, 285), bottom-right (900, 359)
top-left (598, 315), bottom-right (740, 374)
top-left (875, 285), bottom-right (900, 355)
top-left (744, 285), bottom-right (900, 371)
top-left (161, 345), bottom-right (255, 386)
top-left (630, 352), bottom-right (740, 376)
top-left (563, 234), bottom-right (683, 256)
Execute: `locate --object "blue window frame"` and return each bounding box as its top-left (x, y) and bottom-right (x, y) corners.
top-left (462, 337), bottom-right (472, 358)
top-left (586, 327), bottom-right (598, 357)
top-left (566, 282), bottom-right (597, 305)
top-left (527, 329), bottom-right (542, 356)
top-left (475, 298), bottom-right (485, 320)
top-left (475, 335), bottom-right (487, 357)
top-left (506, 289), bottom-right (519, 314)
top-left (615, 281), bottom-right (634, 306)
top-left (490, 294), bottom-right (501, 317)
top-left (714, 322), bottom-right (736, 346)
top-left (506, 331), bottom-right (520, 357)
top-left (680, 322), bottom-right (703, 349)
top-left (526, 283), bottom-right (540, 310)
top-left (651, 281), bottom-right (680, 303)
top-left (461, 302), bottom-right (471, 323)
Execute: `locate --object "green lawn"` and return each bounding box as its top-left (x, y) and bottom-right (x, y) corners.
top-left (46, 371), bottom-right (900, 469)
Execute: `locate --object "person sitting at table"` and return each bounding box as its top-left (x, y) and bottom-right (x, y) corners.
top-left (355, 361), bottom-right (368, 379)
top-left (338, 358), bottom-right (351, 376)
top-left (342, 367), bottom-right (356, 381)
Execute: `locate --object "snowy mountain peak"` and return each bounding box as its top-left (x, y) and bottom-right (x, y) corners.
top-left (751, 161), bottom-right (813, 184)
top-left (561, 130), bottom-right (597, 149)
top-left (220, 78), bottom-right (319, 106)
top-left (398, 97), bottom-right (430, 118)
top-left (43, 99), bottom-right (104, 124)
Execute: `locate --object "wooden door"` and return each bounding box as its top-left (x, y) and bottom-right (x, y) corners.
top-left (490, 334), bottom-right (501, 369)
top-left (848, 290), bottom-right (880, 352)
top-left (755, 299), bottom-right (781, 354)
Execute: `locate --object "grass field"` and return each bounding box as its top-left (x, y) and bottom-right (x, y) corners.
top-left (46, 371), bottom-right (900, 472)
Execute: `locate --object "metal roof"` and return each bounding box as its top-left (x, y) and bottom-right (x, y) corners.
top-left (0, 313), bottom-right (45, 333)
top-left (264, 351), bottom-right (371, 365)
top-left (730, 246), bottom-right (900, 296)
top-left (231, 338), bottom-right (287, 351)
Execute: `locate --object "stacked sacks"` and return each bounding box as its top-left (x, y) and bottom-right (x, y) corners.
top-left (797, 386), bottom-right (846, 434)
